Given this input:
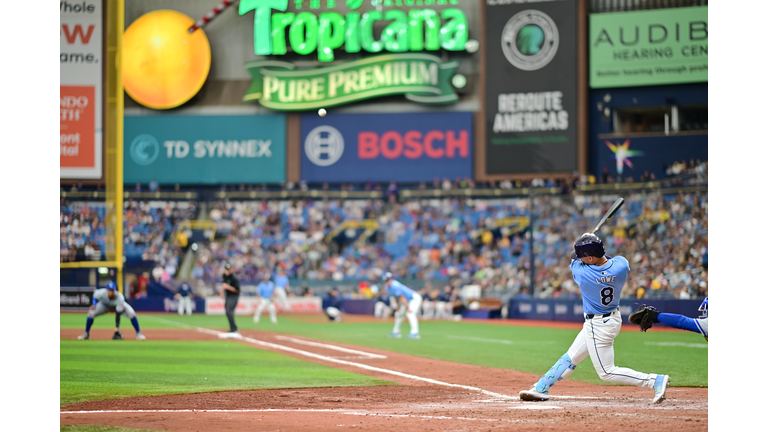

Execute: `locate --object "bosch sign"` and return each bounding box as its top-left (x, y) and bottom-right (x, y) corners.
top-left (301, 112), bottom-right (472, 182)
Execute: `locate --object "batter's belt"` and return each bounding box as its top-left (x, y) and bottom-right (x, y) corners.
top-left (584, 308), bottom-right (619, 320)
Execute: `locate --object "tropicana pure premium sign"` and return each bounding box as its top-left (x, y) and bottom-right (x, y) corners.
top-left (239, 0), bottom-right (469, 61)
top-left (239, 0), bottom-right (469, 110)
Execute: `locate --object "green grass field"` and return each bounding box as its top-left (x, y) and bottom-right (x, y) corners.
top-left (61, 312), bottom-right (707, 407)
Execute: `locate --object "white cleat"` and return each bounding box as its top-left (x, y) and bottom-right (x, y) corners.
top-left (135, 332), bottom-right (146, 341)
top-left (652, 375), bottom-right (670, 404)
top-left (519, 387), bottom-right (550, 402)
top-left (77, 332), bottom-right (89, 340)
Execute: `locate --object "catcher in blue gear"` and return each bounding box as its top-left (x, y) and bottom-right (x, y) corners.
top-left (629, 297), bottom-right (708, 341)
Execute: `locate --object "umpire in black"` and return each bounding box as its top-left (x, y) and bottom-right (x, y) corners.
top-left (221, 263), bottom-right (240, 335)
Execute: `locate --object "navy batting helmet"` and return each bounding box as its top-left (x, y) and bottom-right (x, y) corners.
top-left (571, 234), bottom-right (605, 259)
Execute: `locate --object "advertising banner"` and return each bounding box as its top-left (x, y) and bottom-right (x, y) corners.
top-left (590, 7), bottom-right (708, 88)
top-left (591, 135), bottom-right (708, 180)
top-left (124, 115), bottom-right (286, 184)
top-left (301, 112), bottom-right (473, 183)
top-left (127, 297), bottom-right (206, 313)
top-left (508, 298), bottom-right (704, 324)
top-left (60, 0), bottom-right (102, 179)
top-left (244, 54), bottom-right (459, 110)
top-left (484, 0), bottom-right (578, 175)
top-left (60, 287), bottom-right (95, 311)
top-left (205, 296), bottom-right (322, 315)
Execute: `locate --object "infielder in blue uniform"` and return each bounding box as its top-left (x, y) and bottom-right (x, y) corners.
top-left (630, 297), bottom-right (708, 341)
top-left (519, 234), bottom-right (670, 404)
top-left (254, 273), bottom-right (278, 324)
top-left (381, 272), bottom-right (422, 339)
top-left (78, 282), bottom-right (146, 341)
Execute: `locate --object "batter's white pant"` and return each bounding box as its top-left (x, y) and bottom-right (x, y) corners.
top-left (560, 309), bottom-right (656, 388)
top-left (178, 296), bottom-right (193, 316)
top-left (392, 294), bottom-right (422, 335)
top-left (254, 298), bottom-right (277, 323)
top-left (275, 287), bottom-right (291, 311)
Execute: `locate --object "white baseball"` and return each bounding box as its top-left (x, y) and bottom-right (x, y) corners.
top-left (318, 108), bottom-right (327, 117)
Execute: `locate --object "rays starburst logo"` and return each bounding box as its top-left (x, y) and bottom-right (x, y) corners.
top-left (605, 139), bottom-right (643, 175)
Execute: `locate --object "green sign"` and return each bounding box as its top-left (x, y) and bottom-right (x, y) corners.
top-left (124, 115), bottom-right (286, 184)
top-left (590, 6), bottom-right (707, 88)
top-left (243, 53), bottom-right (459, 110)
top-left (239, 0), bottom-right (468, 62)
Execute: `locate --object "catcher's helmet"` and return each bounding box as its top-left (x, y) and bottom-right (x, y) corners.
top-left (572, 234), bottom-right (605, 259)
top-left (698, 296), bottom-right (708, 318)
top-left (106, 281), bottom-right (117, 290)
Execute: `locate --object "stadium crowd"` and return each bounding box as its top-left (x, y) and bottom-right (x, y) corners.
top-left (60, 175), bottom-right (707, 303)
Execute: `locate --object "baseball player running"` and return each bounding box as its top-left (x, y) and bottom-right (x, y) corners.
top-left (519, 234), bottom-right (670, 404)
top-left (381, 272), bottom-right (422, 339)
top-left (78, 282), bottom-right (146, 341)
top-left (629, 297), bottom-right (708, 341)
top-left (253, 273), bottom-right (278, 324)
top-left (175, 282), bottom-right (194, 316)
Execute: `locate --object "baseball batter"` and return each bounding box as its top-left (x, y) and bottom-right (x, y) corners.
top-left (630, 297), bottom-right (708, 341)
top-left (381, 272), bottom-right (422, 339)
top-left (253, 273), bottom-right (278, 324)
top-left (519, 234), bottom-right (669, 403)
top-left (78, 282), bottom-right (146, 341)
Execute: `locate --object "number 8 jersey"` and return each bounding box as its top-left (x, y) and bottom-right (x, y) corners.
top-left (570, 255), bottom-right (630, 315)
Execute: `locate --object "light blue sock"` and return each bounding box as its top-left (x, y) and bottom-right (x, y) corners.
top-left (535, 354), bottom-right (576, 392)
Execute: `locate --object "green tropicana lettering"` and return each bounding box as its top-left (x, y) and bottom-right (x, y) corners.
top-left (241, 1), bottom-right (468, 61)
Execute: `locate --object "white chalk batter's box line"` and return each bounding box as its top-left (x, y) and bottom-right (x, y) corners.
top-left (60, 407), bottom-right (562, 420)
top-left (142, 316), bottom-right (607, 402)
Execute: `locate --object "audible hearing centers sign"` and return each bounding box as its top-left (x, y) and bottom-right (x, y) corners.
top-left (244, 54), bottom-right (459, 110)
top-left (124, 115), bottom-right (286, 184)
top-left (590, 7), bottom-right (708, 88)
top-left (484, 0), bottom-right (577, 175)
top-left (60, 0), bottom-right (102, 179)
top-left (301, 112), bottom-right (473, 182)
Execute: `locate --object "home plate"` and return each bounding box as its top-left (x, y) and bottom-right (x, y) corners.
top-left (509, 405), bottom-right (564, 410)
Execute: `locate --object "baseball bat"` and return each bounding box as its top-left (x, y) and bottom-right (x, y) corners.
top-left (591, 197), bottom-right (625, 234)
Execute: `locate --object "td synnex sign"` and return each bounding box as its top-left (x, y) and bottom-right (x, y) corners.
top-left (124, 115), bottom-right (286, 184)
top-left (301, 112), bottom-right (472, 182)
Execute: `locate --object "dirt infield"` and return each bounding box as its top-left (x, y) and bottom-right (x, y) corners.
top-left (60, 328), bottom-right (707, 431)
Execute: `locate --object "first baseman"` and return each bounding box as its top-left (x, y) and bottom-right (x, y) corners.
top-left (519, 234), bottom-right (670, 403)
top-left (78, 282), bottom-right (146, 341)
top-left (381, 272), bottom-right (422, 339)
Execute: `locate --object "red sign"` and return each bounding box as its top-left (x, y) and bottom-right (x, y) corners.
top-left (60, 86), bottom-right (96, 168)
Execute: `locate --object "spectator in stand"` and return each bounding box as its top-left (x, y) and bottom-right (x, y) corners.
top-left (149, 178), bottom-right (158, 192)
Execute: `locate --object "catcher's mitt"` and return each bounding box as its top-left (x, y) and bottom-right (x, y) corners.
top-left (628, 305), bottom-right (660, 332)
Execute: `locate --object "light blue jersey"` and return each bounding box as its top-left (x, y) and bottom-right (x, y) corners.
top-left (570, 255), bottom-right (629, 315)
top-left (387, 280), bottom-right (417, 301)
top-left (274, 274), bottom-right (289, 288)
top-left (258, 281), bottom-right (276, 298)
